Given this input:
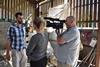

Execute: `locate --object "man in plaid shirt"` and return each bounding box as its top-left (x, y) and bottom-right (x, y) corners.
top-left (5, 12), bottom-right (27, 67)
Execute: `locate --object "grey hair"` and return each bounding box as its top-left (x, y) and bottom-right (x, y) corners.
top-left (66, 16), bottom-right (75, 21)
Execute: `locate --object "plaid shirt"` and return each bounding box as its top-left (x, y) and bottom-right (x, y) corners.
top-left (7, 23), bottom-right (26, 51)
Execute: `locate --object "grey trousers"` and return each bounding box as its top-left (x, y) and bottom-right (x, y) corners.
top-left (11, 49), bottom-right (27, 67)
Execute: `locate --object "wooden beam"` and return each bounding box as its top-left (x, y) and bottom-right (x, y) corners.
top-left (51, 0), bottom-right (53, 7)
top-left (32, 0), bottom-right (39, 17)
top-left (90, 0), bottom-right (93, 21)
top-left (86, 0), bottom-right (89, 21)
top-left (96, 0), bottom-right (100, 67)
top-left (79, 0), bottom-right (81, 21)
top-left (8, 0), bottom-right (9, 20)
top-left (76, 0), bottom-right (78, 21)
top-left (4, 0), bottom-right (6, 19)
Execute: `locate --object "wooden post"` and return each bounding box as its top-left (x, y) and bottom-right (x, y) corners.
top-left (51, 0), bottom-right (53, 7)
top-left (4, 0), bottom-right (6, 20)
top-left (8, 0), bottom-right (9, 21)
top-left (1, 0), bottom-right (3, 20)
top-left (96, 0), bottom-right (100, 67)
top-left (32, 0), bottom-right (39, 18)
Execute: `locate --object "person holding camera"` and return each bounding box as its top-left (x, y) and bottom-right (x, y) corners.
top-left (56, 16), bottom-right (80, 67)
top-left (26, 17), bottom-right (48, 67)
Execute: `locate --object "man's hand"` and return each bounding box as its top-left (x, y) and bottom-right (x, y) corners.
top-left (57, 36), bottom-right (65, 45)
top-left (4, 39), bottom-right (11, 61)
top-left (5, 52), bottom-right (11, 61)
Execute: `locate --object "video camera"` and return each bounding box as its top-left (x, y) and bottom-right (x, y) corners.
top-left (44, 17), bottom-right (65, 29)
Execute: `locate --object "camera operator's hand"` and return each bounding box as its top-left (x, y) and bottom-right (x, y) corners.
top-left (57, 35), bottom-right (65, 45)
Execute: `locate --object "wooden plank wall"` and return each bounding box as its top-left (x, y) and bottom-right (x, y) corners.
top-left (0, 0), bottom-right (34, 21)
top-left (68, 0), bottom-right (99, 28)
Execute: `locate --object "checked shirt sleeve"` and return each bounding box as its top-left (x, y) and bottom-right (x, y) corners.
top-left (7, 26), bottom-right (13, 41)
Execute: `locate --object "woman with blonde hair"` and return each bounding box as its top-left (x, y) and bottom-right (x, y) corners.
top-left (26, 17), bottom-right (48, 67)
